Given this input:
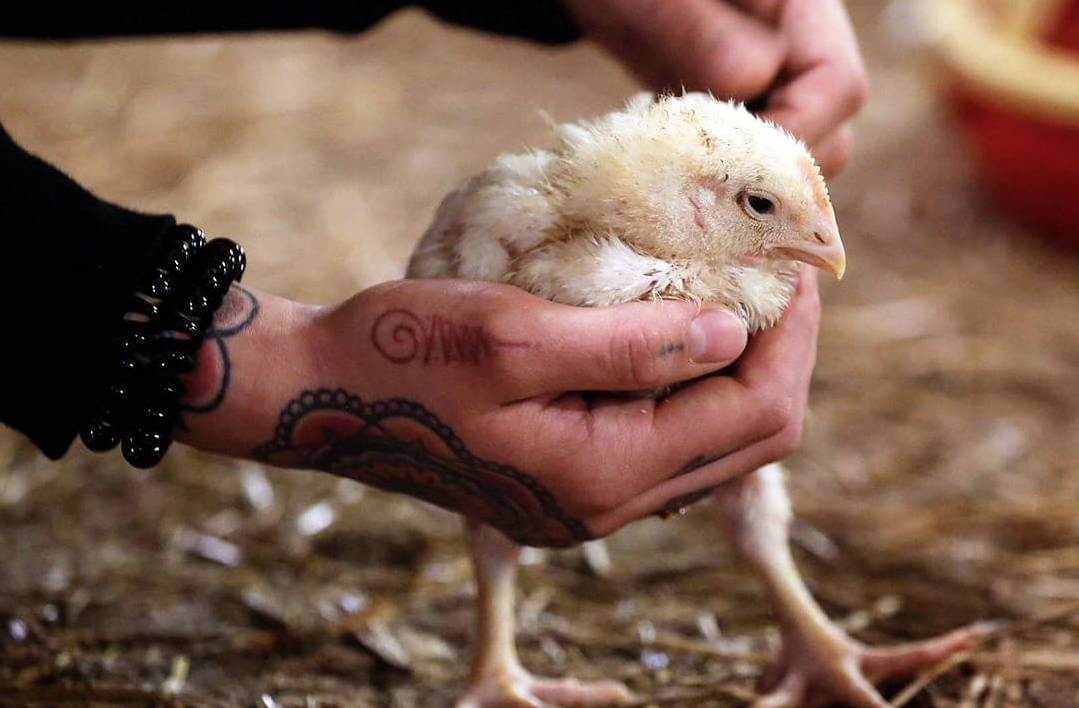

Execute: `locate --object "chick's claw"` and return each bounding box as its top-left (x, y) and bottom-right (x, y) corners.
top-left (753, 623), bottom-right (991, 708)
top-left (456, 667), bottom-right (635, 708)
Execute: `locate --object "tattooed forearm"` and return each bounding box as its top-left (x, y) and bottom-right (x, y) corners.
top-left (180, 285), bottom-right (260, 416)
top-left (251, 388), bottom-right (591, 548)
top-left (371, 308), bottom-right (531, 366)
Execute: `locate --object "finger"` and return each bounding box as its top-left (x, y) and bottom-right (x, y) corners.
top-left (579, 0), bottom-right (786, 99)
top-left (493, 297), bottom-right (748, 398)
top-left (676, 0), bottom-right (786, 98)
top-left (810, 124), bottom-right (855, 178)
top-left (628, 268), bottom-right (816, 473)
top-left (585, 427), bottom-right (792, 537)
top-left (760, 0), bottom-right (868, 144)
top-left (354, 279), bottom-right (748, 403)
top-left (726, 0), bottom-right (784, 24)
top-left (762, 63), bottom-right (867, 145)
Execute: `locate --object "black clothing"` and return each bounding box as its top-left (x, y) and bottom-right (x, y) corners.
top-left (3, 3), bottom-right (579, 44)
top-left (0, 4), bottom-right (579, 458)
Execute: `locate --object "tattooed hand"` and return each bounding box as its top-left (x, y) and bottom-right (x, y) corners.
top-left (176, 278), bottom-right (817, 547)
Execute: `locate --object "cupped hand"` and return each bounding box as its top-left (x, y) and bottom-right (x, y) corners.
top-left (311, 276), bottom-right (819, 545)
top-left (565, 0), bottom-right (869, 176)
top-left (306, 279), bottom-right (753, 547)
top-left (176, 278), bottom-right (816, 547)
top-left (585, 268), bottom-right (820, 537)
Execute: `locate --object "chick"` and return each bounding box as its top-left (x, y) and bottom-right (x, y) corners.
top-left (409, 93), bottom-right (985, 708)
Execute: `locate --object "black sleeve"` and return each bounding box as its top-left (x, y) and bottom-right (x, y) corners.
top-left (1, 123), bottom-right (176, 459)
top-left (2, 2), bottom-right (581, 44)
top-left (1, 3), bottom-right (579, 458)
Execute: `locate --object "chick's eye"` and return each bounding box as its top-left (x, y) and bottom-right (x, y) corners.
top-left (742, 193), bottom-right (776, 218)
top-left (748, 195), bottom-right (774, 215)
top-left (737, 191), bottom-right (777, 220)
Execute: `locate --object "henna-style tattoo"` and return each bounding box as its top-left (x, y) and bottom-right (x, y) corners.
top-left (370, 308), bottom-right (531, 366)
top-left (179, 285), bottom-right (260, 416)
top-left (251, 388), bottom-right (592, 548)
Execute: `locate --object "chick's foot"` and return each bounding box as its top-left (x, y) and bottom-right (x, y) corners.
top-left (456, 666), bottom-right (634, 708)
top-left (753, 622), bottom-right (992, 708)
top-left (711, 468), bottom-right (991, 707)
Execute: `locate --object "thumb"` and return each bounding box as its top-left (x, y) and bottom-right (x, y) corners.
top-left (502, 298), bottom-right (748, 396)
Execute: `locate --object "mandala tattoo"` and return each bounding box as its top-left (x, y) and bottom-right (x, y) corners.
top-left (252, 388), bottom-right (593, 548)
top-left (180, 285), bottom-right (260, 417)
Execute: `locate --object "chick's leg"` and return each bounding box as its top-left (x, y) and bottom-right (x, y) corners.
top-left (714, 465), bottom-right (988, 708)
top-left (456, 521), bottom-right (634, 708)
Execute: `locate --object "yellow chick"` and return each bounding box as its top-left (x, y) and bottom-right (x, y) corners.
top-left (411, 93), bottom-right (844, 326)
top-left (409, 93), bottom-right (984, 708)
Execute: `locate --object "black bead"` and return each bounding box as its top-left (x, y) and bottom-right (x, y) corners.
top-left (205, 258), bottom-right (233, 281)
top-left (114, 353), bottom-right (140, 374)
top-left (204, 239), bottom-right (245, 279)
top-left (146, 349), bottom-right (195, 375)
top-left (113, 332), bottom-right (150, 356)
top-left (160, 248), bottom-right (192, 275)
top-left (157, 331), bottom-right (201, 353)
top-left (172, 224), bottom-right (206, 251)
top-left (228, 243), bottom-right (246, 279)
top-left (138, 402), bottom-right (175, 430)
top-left (168, 313), bottom-right (204, 338)
top-left (92, 398), bottom-right (121, 423)
top-left (128, 297), bottom-right (162, 321)
top-left (164, 349), bottom-right (197, 373)
top-left (150, 378), bottom-right (185, 401)
top-left (117, 316), bottom-right (154, 335)
top-left (200, 271), bottom-right (229, 299)
top-left (178, 292), bottom-right (212, 319)
top-left (105, 380), bottom-right (133, 405)
top-left (99, 382), bottom-right (135, 422)
top-left (145, 354), bottom-right (174, 376)
top-left (143, 269), bottom-right (174, 299)
top-left (122, 430), bottom-right (169, 469)
top-left (80, 420), bottom-right (120, 452)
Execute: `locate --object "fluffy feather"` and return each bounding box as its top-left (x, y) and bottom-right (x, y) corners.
top-left (408, 91), bottom-right (841, 332)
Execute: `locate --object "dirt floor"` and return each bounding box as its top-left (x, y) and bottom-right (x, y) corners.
top-left (2, 2), bottom-right (1079, 706)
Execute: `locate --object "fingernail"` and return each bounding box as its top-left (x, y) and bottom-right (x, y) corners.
top-left (687, 309), bottom-right (745, 363)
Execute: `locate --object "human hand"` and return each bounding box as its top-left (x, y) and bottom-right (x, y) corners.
top-left (174, 278), bottom-right (813, 547)
top-left (585, 267), bottom-right (820, 535)
top-left (564, 0), bottom-right (868, 176)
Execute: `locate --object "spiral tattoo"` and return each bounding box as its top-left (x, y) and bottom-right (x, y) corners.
top-left (370, 308), bottom-right (532, 366)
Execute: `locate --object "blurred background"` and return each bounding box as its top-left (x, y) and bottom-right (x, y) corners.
top-left (1, 1), bottom-right (1078, 705)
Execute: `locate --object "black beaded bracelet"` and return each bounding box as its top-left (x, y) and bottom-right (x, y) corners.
top-left (80, 224), bottom-right (246, 468)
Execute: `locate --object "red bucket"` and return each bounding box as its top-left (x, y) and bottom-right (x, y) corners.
top-left (926, 0), bottom-right (1079, 249)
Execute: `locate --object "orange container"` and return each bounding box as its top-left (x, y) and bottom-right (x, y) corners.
top-left (925, 0), bottom-right (1079, 248)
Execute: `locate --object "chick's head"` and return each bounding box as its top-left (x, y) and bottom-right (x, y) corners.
top-left (551, 93), bottom-right (845, 279)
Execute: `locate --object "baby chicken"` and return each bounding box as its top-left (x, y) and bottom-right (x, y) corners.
top-left (409, 93), bottom-right (984, 708)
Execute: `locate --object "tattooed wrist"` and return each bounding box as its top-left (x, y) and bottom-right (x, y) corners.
top-left (179, 285), bottom-right (260, 419)
top-left (370, 308), bottom-right (531, 366)
top-left (251, 387), bottom-right (591, 548)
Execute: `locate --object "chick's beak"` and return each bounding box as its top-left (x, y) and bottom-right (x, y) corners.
top-left (767, 218), bottom-right (846, 280)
